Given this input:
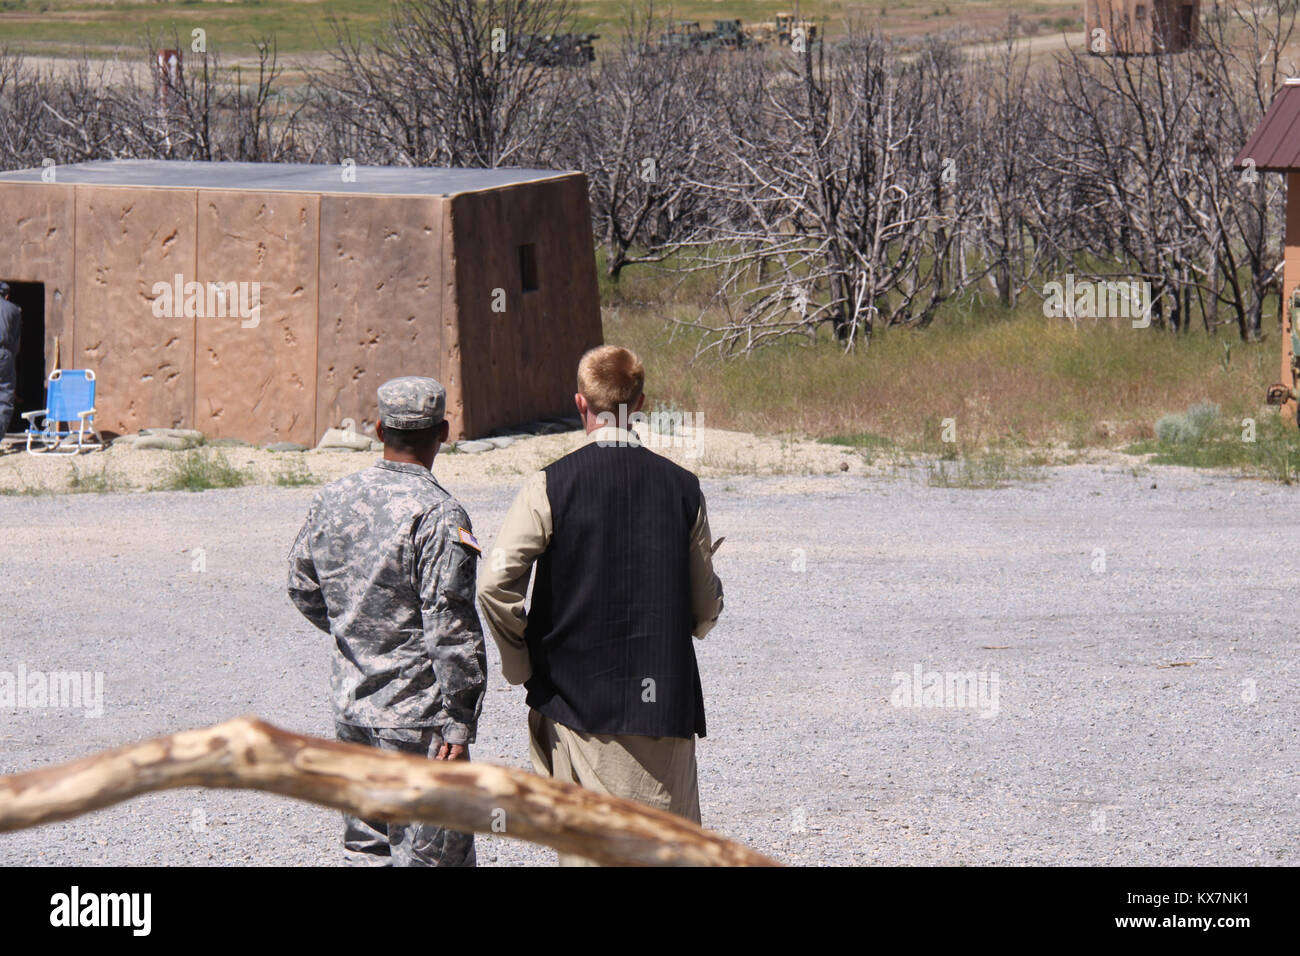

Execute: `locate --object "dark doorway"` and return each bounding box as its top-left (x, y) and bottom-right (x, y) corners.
top-left (1178, 4), bottom-right (1195, 45)
top-left (3, 281), bottom-right (46, 435)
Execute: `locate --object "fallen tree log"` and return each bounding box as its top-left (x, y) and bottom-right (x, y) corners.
top-left (0, 716), bottom-right (778, 867)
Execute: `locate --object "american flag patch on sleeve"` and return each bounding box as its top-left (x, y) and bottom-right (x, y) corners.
top-left (457, 527), bottom-right (482, 554)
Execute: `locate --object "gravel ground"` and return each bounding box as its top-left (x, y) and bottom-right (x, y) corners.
top-left (0, 461), bottom-right (1296, 866)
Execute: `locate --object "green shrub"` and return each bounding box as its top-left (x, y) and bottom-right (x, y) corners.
top-left (68, 461), bottom-right (127, 494)
top-left (155, 450), bottom-right (250, 492)
top-left (1155, 401), bottom-right (1220, 445)
top-left (273, 458), bottom-right (317, 487)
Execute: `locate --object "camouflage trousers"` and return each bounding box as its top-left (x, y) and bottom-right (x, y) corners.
top-left (334, 722), bottom-right (476, 867)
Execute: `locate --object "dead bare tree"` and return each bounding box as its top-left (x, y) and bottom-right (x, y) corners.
top-left (1040, 0), bottom-right (1293, 340)
top-left (968, 28), bottom-right (1059, 309)
top-left (683, 30), bottom-right (980, 355)
top-left (0, 50), bottom-right (52, 170)
top-left (564, 4), bottom-right (722, 280)
top-left (109, 31), bottom-right (223, 160)
top-left (1042, 38), bottom-right (1214, 331)
top-left (26, 55), bottom-right (133, 164)
top-left (226, 39), bottom-right (303, 162)
top-left (1188, 0), bottom-right (1297, 340)
top-left (312, 0), bottom-right (582, 168)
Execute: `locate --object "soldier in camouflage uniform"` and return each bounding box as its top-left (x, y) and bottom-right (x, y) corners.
top-left (287, 376), bottom-right (487, 867)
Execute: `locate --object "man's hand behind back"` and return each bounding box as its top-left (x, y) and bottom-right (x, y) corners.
top-left (436, 742), bottom-right (467, 761)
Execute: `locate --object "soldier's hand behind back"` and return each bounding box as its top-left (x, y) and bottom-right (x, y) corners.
top-left (436, 742), bottom-right (468, 761)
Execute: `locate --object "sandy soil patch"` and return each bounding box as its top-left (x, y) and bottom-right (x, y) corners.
top-left (0, 424), bottom-right (871, 495)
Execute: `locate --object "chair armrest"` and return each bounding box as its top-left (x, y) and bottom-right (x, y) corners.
top-left (76, 408), bottom-right (97, 420)
top-left (20, 409), bottom-right (48, 423)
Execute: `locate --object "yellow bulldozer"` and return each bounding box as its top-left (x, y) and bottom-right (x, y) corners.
top-left (749, 12), bottom-right (819, 47)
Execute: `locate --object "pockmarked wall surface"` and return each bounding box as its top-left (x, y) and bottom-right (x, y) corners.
top-left (0, 161), bottom-right (603, 444)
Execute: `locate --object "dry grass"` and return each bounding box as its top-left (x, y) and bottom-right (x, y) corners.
top-left (605, 265), bottom-right (1283, 455)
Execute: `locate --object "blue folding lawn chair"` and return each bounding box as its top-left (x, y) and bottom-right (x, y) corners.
top-left (22, 369), bottom-right (104, 455)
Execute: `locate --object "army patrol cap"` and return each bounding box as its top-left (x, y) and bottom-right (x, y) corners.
top-left (377, 376), bottom-right (446, 429)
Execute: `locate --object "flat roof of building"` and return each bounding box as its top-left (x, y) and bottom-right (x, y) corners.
top-left (0, 159), bottom-right (576, 196)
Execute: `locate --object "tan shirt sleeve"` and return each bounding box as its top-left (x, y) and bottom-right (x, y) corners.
top-left (690, 495), bottom-right (724, 639)
top-left (475, 469), bottom-right (551, 684)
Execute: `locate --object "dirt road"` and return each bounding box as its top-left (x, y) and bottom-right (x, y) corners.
top-left (0, 459), bottom-right (1295, 865)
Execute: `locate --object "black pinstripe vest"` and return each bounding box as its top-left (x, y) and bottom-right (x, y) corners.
top-left (524, 438), bottom-right (706, 738)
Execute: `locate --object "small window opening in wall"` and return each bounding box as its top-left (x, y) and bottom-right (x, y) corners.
top-left (518, 243), bottom-right (539, 293)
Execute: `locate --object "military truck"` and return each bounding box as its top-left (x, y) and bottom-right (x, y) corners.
top-left (657, 19), bottom-right (761, 51)
top-left (714, 19), bottom-right (748, 48)
top-left (514, 33), bottom-right (599, 67)
top-left (659, 20), bottom-right (712, 50)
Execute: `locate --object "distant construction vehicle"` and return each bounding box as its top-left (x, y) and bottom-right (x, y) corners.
top-left (654, 15), bottom-right (817, 52)
top-left (513, 33), bottom-right (599, 66)
top-left (750, 12), bottom-right (819, 47)
top-left (658, 20), bottom-right (711, 50)
top-left (513, 12), bottom-right (819, 61)
top-left (713, 19), bottom-right (749, 48)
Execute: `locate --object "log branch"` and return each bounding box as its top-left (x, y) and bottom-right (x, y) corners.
top-left (0, 716), bottom-right (777, 867)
